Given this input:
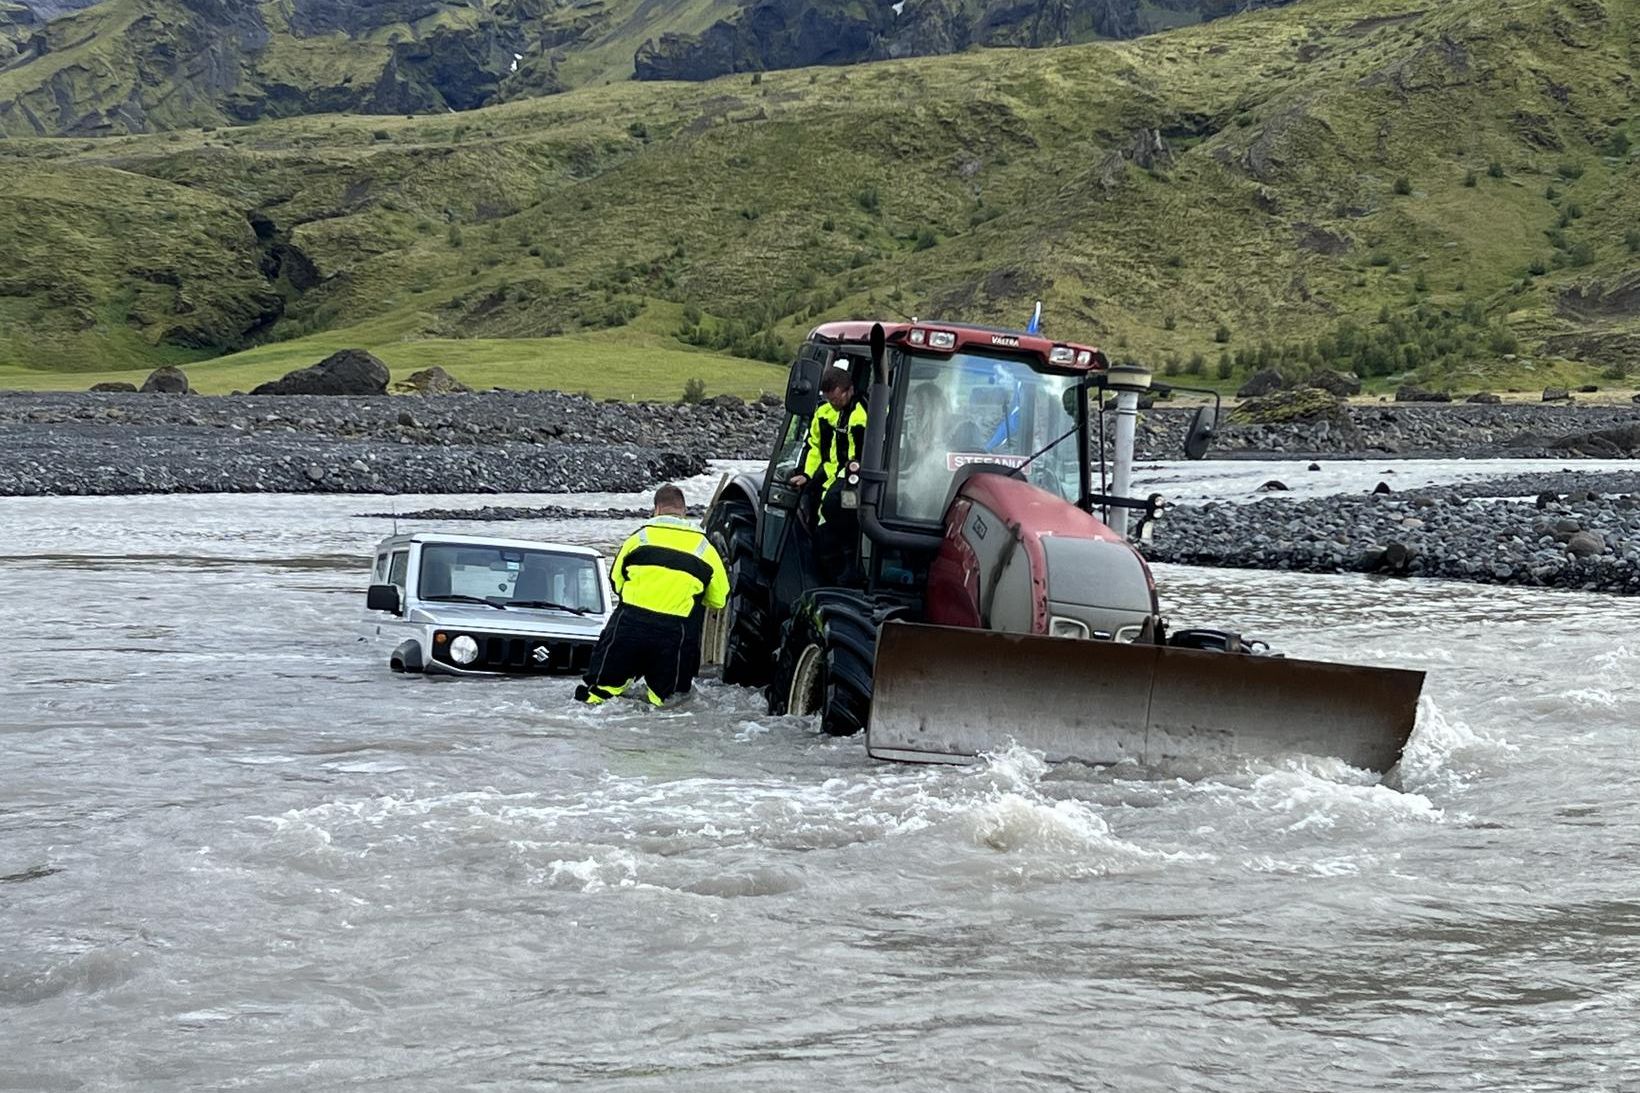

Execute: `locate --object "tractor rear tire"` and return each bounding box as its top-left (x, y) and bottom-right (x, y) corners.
top-left (767, 590), bottom-right (880, 737)
top-left (705, 496), bottom-right (773, 687)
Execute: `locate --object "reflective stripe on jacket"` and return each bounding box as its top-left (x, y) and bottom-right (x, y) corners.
top-left (802, 400), bottom-right (868, 494)
top-left (610, 515), bottom-right (729, 618)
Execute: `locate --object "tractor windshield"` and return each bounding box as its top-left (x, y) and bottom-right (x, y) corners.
top-left (886, 350), bottom-right (1084, 524)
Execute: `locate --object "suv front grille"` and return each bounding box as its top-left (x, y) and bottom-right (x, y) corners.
top-left (434, 631), bottom-right (594, 675)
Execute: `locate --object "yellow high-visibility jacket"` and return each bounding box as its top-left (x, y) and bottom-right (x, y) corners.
top-left (611, 515), bottom-right (729, 618)
top-left (802, 400), bottom-right (868, 494)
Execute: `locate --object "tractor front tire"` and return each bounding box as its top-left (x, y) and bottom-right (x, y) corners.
top-left (767, 590), bottom-right (878, 737)
top-left (705, 496), bottom-right (773, 687)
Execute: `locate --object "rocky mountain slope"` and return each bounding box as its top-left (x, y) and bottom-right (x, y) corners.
top-left (0, 0), bottom-right (1301, 135)
top-left (634, 0), bottom-right (1298, 81)
top-left (0, 0), bottom-right (1633, 398)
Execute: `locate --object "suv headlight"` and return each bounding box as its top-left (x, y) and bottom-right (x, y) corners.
top-left (450, 635), bottom-right (479, 665)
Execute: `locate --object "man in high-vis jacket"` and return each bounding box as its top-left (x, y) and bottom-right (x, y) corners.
top-left (788, 364), bottom-right (867, 584)
top-left (576, 483), bottom-right (729, 706)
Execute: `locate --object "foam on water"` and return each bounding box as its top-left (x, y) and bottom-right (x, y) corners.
top-left (1397, 694), bottom-right (1517, 796)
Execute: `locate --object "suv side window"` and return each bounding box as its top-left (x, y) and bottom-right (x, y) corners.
top-left (388, 550), bottom-right (409, 588)
top-left (374, 553), bottom-right (389, 581)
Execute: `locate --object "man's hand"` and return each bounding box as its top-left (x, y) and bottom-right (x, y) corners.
top-left (788, 473), bottom-right (808, 488)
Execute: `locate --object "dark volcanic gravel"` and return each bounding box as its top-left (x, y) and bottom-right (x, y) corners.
top-left (0, 390), bottom-right (784, 496)
top-left (3, 390), bottom-right (1636, 498)
top-left (1147, 478), bottom-right (1640, 594)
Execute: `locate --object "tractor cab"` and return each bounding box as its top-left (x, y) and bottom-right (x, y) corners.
top-left (706, 320), bottom-right (1118, 685)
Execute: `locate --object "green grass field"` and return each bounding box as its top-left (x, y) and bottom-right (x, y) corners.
top-left (0, 328), bottom-right (783, 399)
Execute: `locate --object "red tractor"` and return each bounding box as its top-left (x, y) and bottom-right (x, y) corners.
top-left (702, 321), bottom-right (1422, 773)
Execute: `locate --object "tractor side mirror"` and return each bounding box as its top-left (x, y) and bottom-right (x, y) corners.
top-left (367, 583), bottom-right (402, 615)
top-left (785, 354), bottom-right (823, 416)
top-left (1183, 405), bottom-right (1217, 461)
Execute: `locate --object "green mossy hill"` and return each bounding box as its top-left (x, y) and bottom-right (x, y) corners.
top-left (0, 0), bottom-right (1635, 397)
top-left (1232, 386), bottom-right (1346, 425)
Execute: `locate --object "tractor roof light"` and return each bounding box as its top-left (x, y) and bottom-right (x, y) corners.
top-left (1074, 349), bottom-right (1093, 367)
top-left (908, 328), bottom-right (927, 345)
top-left (927, 330), bottom-right (956, 350)
top-left (1048, 345), bottom-right (1076, 365)
top-left (1104, 362), bottom-right (1153, 393)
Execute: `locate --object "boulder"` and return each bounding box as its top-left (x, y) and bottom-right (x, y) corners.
top-left (1306, 369), bottom-right (1362, 397)
top-left (1394, 384), bottom-right (1450, 403)
top-left (140, 366), bottom-right (190, 394)
top-left (1236, 368), bottom-right (1287, 398)
top-left (1566, 531), bottom-right (1605, 558)
top-left (1465, 391), bottom-right (1502, 404)
top-left (252, 349), bottom-right (390, 396)
top-left (395, 366), bottom-right (472, 396)
top-left (1542, 386), bottom-right (1571, 402)
top-left (90, 381), bottom-right (138, 392)
top-left (1576, 384), bottom-right (1599, 393)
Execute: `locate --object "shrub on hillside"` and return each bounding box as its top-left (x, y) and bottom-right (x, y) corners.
top-left (682, 378), bottom-right (707, 403)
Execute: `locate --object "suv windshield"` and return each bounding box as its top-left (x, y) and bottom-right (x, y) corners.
top-left (417, 544), bottom-right (602, 613)
top-left (887, 350), bottom-right (1084, 523)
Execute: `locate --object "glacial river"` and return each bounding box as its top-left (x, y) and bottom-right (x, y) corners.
top-left (2, 464), bottom-right (1637, 1091)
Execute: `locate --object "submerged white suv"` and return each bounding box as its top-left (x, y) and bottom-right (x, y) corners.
top-left (363, 532), bottom-right (611, 676)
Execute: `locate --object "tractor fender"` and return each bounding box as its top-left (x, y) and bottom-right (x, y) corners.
top-left (710, 471), bottom-right (768, 539)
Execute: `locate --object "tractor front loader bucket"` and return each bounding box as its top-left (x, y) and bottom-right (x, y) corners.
top-left (866, 623), bottom-right (1425, 775)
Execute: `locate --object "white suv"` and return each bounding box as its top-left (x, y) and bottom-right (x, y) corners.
top-left (363, 532), bottom-right (611, 676)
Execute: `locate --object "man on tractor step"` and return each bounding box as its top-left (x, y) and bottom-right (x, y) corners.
top-left (576, 483), bottom-right (729, 707)
top-left (789, 364), bottom-right (868, 585)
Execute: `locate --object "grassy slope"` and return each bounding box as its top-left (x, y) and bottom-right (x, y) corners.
top-left (0, 0), bottom-right (1635, 399)
top-left (548, 0), bottom-right (742, 87)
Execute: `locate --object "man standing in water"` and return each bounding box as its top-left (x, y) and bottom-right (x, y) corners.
top-left (576, 483), bottom-right (729, 707)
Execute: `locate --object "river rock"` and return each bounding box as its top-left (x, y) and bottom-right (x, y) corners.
top-left (90, 381), bottom-right (138, 392)
top-left (1566, 530), bottom-right (1605, 557)
top-left (1466, 391), bottom-right (1502, 404)
top-left (1543, 386), bottom-right (1571, 402)
top-left (396, 366), bottom-right (473, 396)
top-left (140, 366), bottom-right (190, 394)
top-left (252, 349), bottom-right (390, 396)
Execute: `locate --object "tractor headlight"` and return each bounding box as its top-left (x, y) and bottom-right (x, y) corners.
top-left (450, 634), bottom-right (479, 664)
top-left (1049, 616), bottom-right (1089, 640)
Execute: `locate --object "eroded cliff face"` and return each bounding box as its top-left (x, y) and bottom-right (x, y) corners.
top-left (0, 0), bottom-right (539, 135)
top-left (635, 0), bottom-right (1301, 81)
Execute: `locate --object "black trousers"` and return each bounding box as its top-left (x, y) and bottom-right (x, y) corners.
top-left (815, 486), bottom-right (861, 585)
top-left (582, 604), bottom-right (699, 701)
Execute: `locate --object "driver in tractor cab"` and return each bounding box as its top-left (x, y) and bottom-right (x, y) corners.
top-left (789, 364), bottom-right (868, 586)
